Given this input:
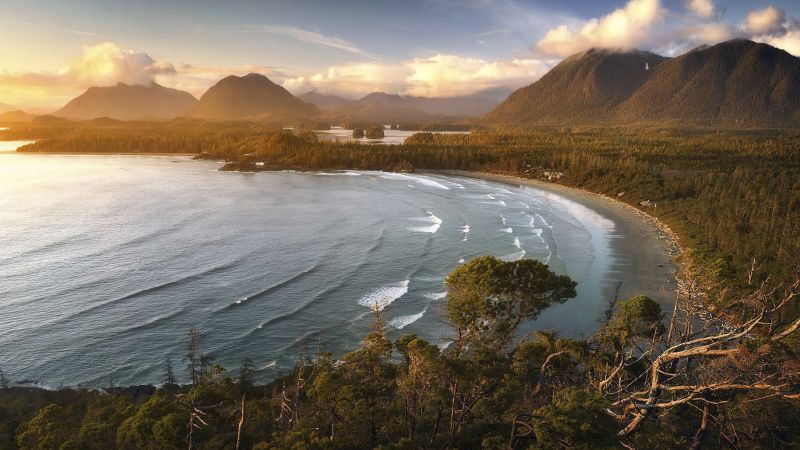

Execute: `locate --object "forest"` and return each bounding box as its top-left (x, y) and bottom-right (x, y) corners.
top-left (1, 122), bottom-right (799, 448)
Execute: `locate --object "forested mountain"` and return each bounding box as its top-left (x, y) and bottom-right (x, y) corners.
top-left (0, 102), bottom-right (17, 114)
top-left (54, 83), bottom-right (198, 120)
top-left (484, 48), bottom-right (667, 124)
top-left (298, 90), bottom-right (355, 110)
top-left (617, 39), bottom-right (800, 125)
top-left (0, 110), bottom-right (36, 123)
top-left (188, 73), bottom-right (319, 121)
top-left (326, 91), bottom-right (501, 123)
top-left (485, 39), bottom-right (800, 127)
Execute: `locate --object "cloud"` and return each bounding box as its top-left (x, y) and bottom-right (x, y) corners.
top-left (745, 6), bottom-right (787, 36)
top-left (281, 54), bottom-right (551, 98)
top-left (0, 42), bottom-right (178, 109)
top-left (65, 42), bottom-right (175, 86)
top-left (745, 6), bottom-right (800, 56)
top-left (475, 28), bottom-right (515, 38)
top-left (760, 29), bottom-right (800, 56)
top-left (681, 22), bottom-right (735, 45)
top-left (156, 63), bottom-right (297, 98)
top-left (685, 0), bottom-right (718, 20)
top-left (232, 25), bottom-right (370, 57)
top-left (536, 0), bottom-right (666, 56)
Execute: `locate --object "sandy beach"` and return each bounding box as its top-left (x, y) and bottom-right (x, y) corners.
top-left (436, 170), bottom-right (681, 313)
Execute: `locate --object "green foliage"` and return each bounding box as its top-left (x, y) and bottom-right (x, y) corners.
top-left (446, 256), bottom-right (577, 348)
top-left (16, 404), bottom-right (78, 450)
top-left (365, 125), bottom-right (385, 139)
top-left (599, 295), bottom-right (665, 350)
top-left (530, 389), bottom-right (618, 449)
top-left (115, 393), bottom-right (183, 450)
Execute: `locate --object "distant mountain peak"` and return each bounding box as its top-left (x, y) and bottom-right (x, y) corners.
top-left (187, 72), bottom-right (318, 121)
top-left (484, 38), bottom-right (800, 127)
top-left (54, 82), bottom-right (198, 120)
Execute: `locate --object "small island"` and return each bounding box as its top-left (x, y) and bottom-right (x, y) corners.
top-left (365, 125), bottom-right (385, 139)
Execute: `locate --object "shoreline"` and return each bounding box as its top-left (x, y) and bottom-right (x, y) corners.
top-left (435, 170), bottom-right (682, 312)
top-left (0, 151), bottom-right (196, 156)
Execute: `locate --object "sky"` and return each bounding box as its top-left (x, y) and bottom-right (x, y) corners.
top-left (1, 0), bottom-right (800, 110)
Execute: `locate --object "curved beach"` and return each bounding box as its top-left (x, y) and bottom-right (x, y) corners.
top-left (438, 170), bottom-right (680, 313)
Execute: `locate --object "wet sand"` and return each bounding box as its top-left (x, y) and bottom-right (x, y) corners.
top-left (437, 170), bottom-right (681, 313)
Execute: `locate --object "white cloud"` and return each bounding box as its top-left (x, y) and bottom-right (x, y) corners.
top-left (760, 29), bottom-right (800, 56)
top-left (232, 25), bottom-right (370, 57)
top-left (64, 42), bottom-right (175, 86)
top-left (0, 42), bottom-right (177, 109)
top-left (155, 63), bottom-right (297, 98)
top-left (281, 54), bottom-right (551, 98)
top-left (681, 22), bottom-right (735, 44)
top-left (536, 0), bottom-right (666, 56)
top-left (685, 0), bottom-right (718, 20)
top-left (745, 6), bottom-right (787, 35)
top-left (745, 6), bottom-right (800, 56)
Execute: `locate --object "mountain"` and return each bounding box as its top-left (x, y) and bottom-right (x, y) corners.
top-left (0, 110), bottom-right (36, 123)
top-left (299, 90), bottom-right (355, 111)
top-left (484, 48), bottom-right (667, 124)
top-left (485, 40), bottom-right (800, 127)
top-left (54, 83), bottom-right (198, 120)
top-left (327, 92), bottom-right (502, 123)
top-left (0, 102), bottom-right (17, 114)
top-left (188, 73), bottom-right (319, 121)
top-left (616, 40), bottom-right (800, 125)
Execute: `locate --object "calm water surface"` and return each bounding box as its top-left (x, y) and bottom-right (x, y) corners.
top-left (313, 127), bottom-right (468, 145)
top-left (0, 154), bottom-right (621, 387)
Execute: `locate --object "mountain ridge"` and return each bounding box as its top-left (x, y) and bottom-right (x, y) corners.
top-left (484, 39), bottom-right (800, 127)
top-left (54, 82), bottom-right (198, 120)
top-left (188, 73), bottom-right (319, 121)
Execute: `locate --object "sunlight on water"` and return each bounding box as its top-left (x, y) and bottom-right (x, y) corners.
top-left (0, 154), bottom-right (625, 388)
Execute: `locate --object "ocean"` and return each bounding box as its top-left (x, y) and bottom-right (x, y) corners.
top-left (0, 154), bottom-right (621, 387)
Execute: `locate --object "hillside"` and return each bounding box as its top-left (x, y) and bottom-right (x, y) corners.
top-left (0, 102), bottom-right (17, 114)
top-left (485, 48), bottom-right (667, 124)
top-left (0, 110), bottom-right (36, 123)
top-left (616, 40), bottom-right (800, 125)
top-left (485, 40), bottom-right (800, 127)
top-left (298, 90), bottom-right (355, 110)
top-left (188, 73), bottom-right (319, 121)
top-left (54, 83), bottom-right (198, 120)
top-left (325, 91), bottom-right (500, 123)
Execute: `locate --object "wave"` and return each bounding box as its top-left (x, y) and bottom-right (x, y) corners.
top-left (408, 211), bottom-right (442, 233)
top-left (379, 172), bottom-right (450, 190)
top-left (501, 215), bottom-right (507, 226)
top-left (312, 171), bottom-right (362, 176)
top-left (424, 292), bottom-right (447, 300)
top-left (359, 280), bottom-right (410, 311)
top-left (225, 265), bottom-right (317, 309)
top-left (461, 225), bottom-right (470, 233)
top-left (458, 258), bottom-right (465, 263)
top-left (535, 212), bottom-right (553, 229)
top-left (500, 227), bottom-right (513, 233)
top-left (255, 360), bottom-right (277, 371)
top-left (52, 262), bottom-right (237, 325)
top-left (513, 237), bottom-right (521, 249)
top-left (389, 307), bottom-right (427, 329)
top-left (522, 212), bottom-right (536, 227)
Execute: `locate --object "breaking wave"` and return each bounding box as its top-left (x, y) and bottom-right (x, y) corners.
top-left (359, 280), bottom-right (410, 311)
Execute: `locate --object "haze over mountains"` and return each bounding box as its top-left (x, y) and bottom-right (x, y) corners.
top-left (54, 83), bottom-right (198, 121)
top-left (9, 39), bottom-right (799, 127)
top-left (486, 40), bottom-right (800, 126)
top-left (0, 102), bottom-right (17, 114)
top-left (187, 73), bottom-right (318, 121)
